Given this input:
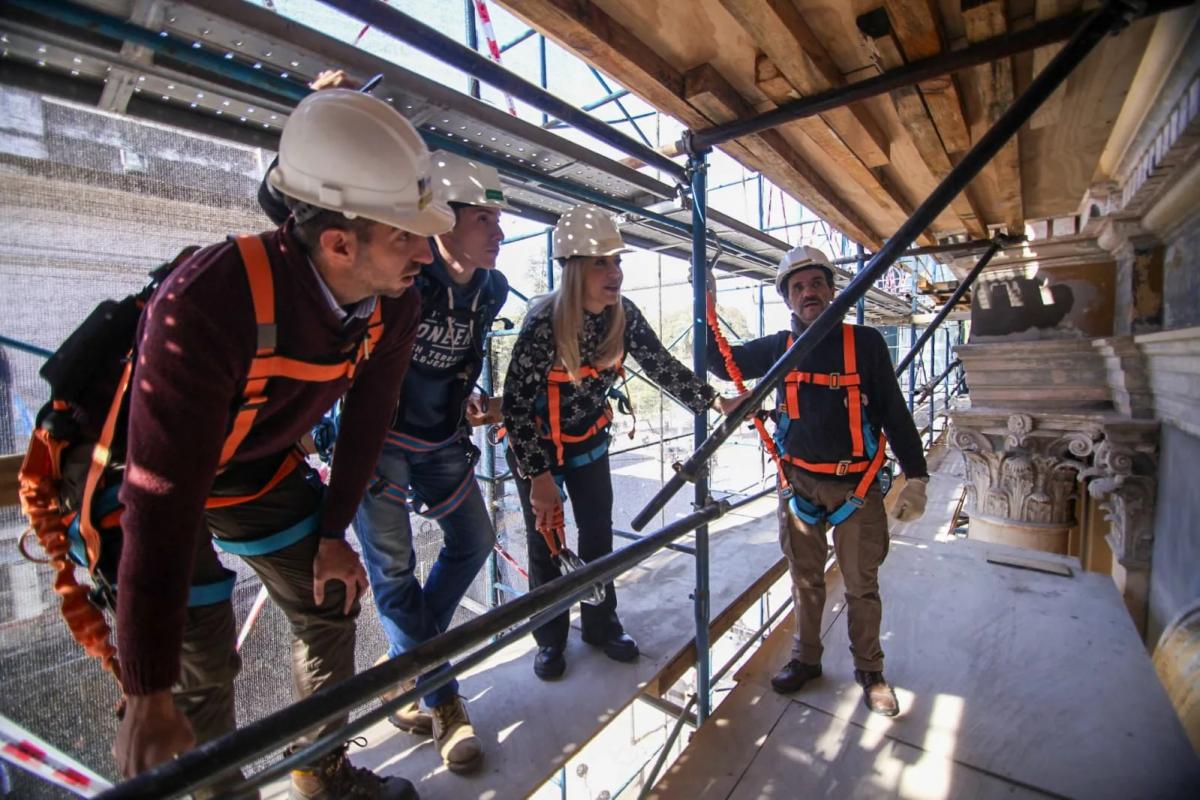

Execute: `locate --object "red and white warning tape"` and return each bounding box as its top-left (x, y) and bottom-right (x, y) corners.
top-left (0, 714), bottom-right (112, 797)
top-left (473, 0), bottom-right (519, 116)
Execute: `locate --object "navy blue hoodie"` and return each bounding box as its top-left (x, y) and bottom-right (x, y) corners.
top-left (393, 252), bottom-right (509, 442)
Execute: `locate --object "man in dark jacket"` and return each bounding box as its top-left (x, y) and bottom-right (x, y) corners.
top-left (111, 89), bottom-right (452, 799)
top-left (708, 245), bottom-right (928, 717)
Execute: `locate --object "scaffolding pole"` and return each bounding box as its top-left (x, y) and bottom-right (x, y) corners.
top-left (631, 0), bottom-right (1144, 531)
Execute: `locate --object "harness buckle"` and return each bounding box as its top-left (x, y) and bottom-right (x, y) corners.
top-left (828, 373), bottom-right (841, 389)
top-left (845, 492), bottom-right (865, 508)
top-left (835, 460), bottom-right (851, 476)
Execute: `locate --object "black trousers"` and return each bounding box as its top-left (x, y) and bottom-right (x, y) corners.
top-left (507, 446), bottom-right (622, 648)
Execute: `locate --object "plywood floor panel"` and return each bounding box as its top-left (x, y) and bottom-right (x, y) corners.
top-left (655, 535), bottom-right (1200, 799)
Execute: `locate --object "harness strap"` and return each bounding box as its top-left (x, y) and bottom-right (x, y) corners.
top-left (843, 325), bottom-right (864, 457)
top-left (385, 429), bottom-right (463, 453)
top-left (559, 438), bottom-right (610, 471)
top-left (220, 235), bottom-right (276, 467)
top-left (212, 512), bottom-right (318, 557)
top-left (221, 236), bottom-right (385, 468)
top-left (204, 449), bottom-right (304, 510)
top-left (80, 358), bottom-right (133, 573)
top-left (541, 357), bottom-right (625, 467)
top-left (787, 433), bottom-right (889, 526)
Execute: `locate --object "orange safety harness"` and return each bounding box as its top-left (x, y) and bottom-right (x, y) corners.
top-left (538, 356), bottom-right (631, 467)
top-left (705, 294), bottom-right (886, 525)
top-left (705, 293), bottom-right (785, 484)
top-left (18, 234), bottom-right (384, 684)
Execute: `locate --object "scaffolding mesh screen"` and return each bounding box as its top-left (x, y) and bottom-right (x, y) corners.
top-left (0, 87), bottom-right (505, 797)
top-left (0, 84), bottom-right (768, 797)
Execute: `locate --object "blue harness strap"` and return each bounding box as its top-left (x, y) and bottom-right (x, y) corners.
top-left (559, 438), bottom-right (610, 472)
top-left (187, 572), bottom-right (237, 607)
top-left (213, 512), bottom-right (319, 557)
top-left (384, 429), bottom-right (464, 453)
top-left (376, 432), bottom-right (482, 521)
top-left (782, 422), bottom-right (881, 527)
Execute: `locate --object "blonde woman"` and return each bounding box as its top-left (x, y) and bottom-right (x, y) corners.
top-left (502, 204), bottom-right (744, 680)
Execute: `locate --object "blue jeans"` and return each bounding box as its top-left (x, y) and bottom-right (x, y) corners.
top-left (354, 436), bottom-right (495, 708)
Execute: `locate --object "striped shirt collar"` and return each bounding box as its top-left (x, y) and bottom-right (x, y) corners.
top-left (307, 257), bottom-right (377, 323)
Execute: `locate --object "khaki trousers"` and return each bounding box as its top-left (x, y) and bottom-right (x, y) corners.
top-left (62, 446), bottom-right (359, 762)
top-left (778, 464), bottom-right (890, 671)
top-left (182, 459), bottom-right (359, 756)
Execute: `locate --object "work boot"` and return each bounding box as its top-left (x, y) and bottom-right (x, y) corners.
top-left (376, 659), bottom-right (433, 735)
top-left (582, 629), bottom-right (640, 662)
top-left (431, 695), bottom-right (484, 774)
top-left (854, 669), bottom-right (900, 717)
top-left (289, 741), bottom-right (418, 800)
top-left (533, 645), bottom-right (566, 680)
top-left (770, 660), bottom-right (822, 694)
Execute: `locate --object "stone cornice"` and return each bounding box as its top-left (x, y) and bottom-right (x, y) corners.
top-left (1134, 325), bottom-right (1200, 437)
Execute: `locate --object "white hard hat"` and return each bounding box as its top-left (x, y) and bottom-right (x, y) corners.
top-left (431, 152), bottom-right (509, 209)
top-left (552, 204), bottom-right (628, 260)
top-left (269, 89), bottom-right (454, 236)
top-left (774, 245), bottom-right (835, 296)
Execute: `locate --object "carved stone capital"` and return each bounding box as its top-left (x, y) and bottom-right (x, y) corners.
top-left (951, 409), bottom-right (1159, 558)
top-left (951, 413), bottom-right (1099, 529)
top-left (1080, 438), bottom-right (1159, 569)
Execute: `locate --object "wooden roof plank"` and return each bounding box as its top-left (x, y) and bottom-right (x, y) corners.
top-left (882, 0), bottom-right (973, 154)
top-left (871, 30), bottom-right (989, 238)
top-left (719, 0), bottom-right (890, 167)
top-left (756, 54), bottom-right (937, 246)
top-left (498, 0), bottom-right (883, 247)
top-left (683, 62), bottom-right (884, 248)
top-left (1030, 0), bottom-right (1086, 129)
top-left (963, 0), bottom-right (1025, 234)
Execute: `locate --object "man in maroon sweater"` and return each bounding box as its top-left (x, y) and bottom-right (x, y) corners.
top-left (111, 90), bottom-right (453, 799)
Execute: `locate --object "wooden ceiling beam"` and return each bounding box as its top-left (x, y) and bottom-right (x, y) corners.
top-left (719, 0), bottom-right (890, 167)
top-left (963, 0), bottom-right (1025, 235)
top-left (870, 27), bottom-right (989, 239)
top-left (882, 0), bottom-right (972, 154)
top-left (498, 0), bottom-right (883, 247)
top-left (756, 54), bottom-right (936, 247)
top-left (685, 63), bottom-right (883, 248)
top-left (1030, 0), bottom-right (1085, 129)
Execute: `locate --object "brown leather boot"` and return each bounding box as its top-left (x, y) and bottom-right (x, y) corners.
top-left (288, 742), bottom-right (418, 799)
top-left (376, 654), bottom-right (433, 735)
top-left (854, 669), bottom-right (900, 717)
top-left (431, 696), bottom-right (483, 774)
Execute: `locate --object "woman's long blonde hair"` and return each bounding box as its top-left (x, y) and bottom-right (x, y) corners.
top-left (529, 256), bottom-right (625, 381)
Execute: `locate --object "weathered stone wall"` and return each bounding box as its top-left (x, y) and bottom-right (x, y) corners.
top-left (1162, 218), bottom-right (1200, 331)
top-left (1148, 423), bottom-right (1200, 646)
top-left (971, 258), bottom-right (1116, 341)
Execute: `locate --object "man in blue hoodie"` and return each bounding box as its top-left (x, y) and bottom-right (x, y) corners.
top-left (351, 153), bottom-right (509, 775)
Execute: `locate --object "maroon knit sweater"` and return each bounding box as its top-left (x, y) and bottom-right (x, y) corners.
top-left (116, 224), bottom-right (418, 695)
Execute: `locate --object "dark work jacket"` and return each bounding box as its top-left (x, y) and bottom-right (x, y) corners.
top-left (707, 318), bottom-right (928, 480)
top-left (392, 252), bottom-right (509, 442)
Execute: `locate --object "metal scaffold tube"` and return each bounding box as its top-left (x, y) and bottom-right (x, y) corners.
top-left (318, 0), bottom-right (688, 182)
top-left (97, 501), bottom-right (727, 799)
top-left (680, 0), bottom-right (1190, 154)
top-left (689, 153), bottom-right (713, 723)
top-left (630, 0), bottom-right (1145, 531)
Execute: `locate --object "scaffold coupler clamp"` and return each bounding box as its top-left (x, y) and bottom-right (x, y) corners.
top-left (672, 459), bottom-right (707, 484)
top-left (992, 231), bottom-right (1026, 249)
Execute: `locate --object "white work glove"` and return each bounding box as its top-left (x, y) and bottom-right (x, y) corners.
top-left (891, 477), bottom-right (928, 522)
